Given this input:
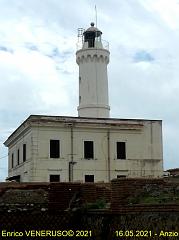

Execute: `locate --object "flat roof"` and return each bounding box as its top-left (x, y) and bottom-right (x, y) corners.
top-left (29, 114), bottom-right (162, 122)
top-left (4, 114), bottom-right (162, 146)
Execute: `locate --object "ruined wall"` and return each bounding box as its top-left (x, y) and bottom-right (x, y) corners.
top-left (1, 179), bottom-right (179, 212)
top-left (0, 182), bottom-right (111, 212)
top-left (0, 180), bottom-right (179, 239)
top-left (111, 178), bottom-right (179, 212)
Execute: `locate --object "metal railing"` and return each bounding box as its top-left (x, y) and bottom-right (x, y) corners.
top-left (76, 39), bottom-right (109, 51)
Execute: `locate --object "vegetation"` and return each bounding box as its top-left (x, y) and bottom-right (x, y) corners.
top-left (84, 199), bottom-right (107, 209)
top-left (128, 189), bottom-right (179, 204)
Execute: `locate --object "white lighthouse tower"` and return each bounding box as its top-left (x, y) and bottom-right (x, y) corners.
top-left (76, 23), bottom-right (110, 118)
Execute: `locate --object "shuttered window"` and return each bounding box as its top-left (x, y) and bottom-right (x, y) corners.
top-left (23, 144), bottom-right (26, 162)
top-left (50, 175), bottom-right (60, 182)
top-left (85, 175), bottom-right (94, 182)
top-left (117, 142), bottom-right (126, 159)
top-left (17, 149), bottom-right (20, 165)
top-left (50, 140), bottom-right (60, 158)
top-left (84, 141), bottom-right (94, 159)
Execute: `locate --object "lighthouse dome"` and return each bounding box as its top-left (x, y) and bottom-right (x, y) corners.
top-left (84, 22), bottom-right (102, 37)
top-left (83, 23), bottom-right (102, 48)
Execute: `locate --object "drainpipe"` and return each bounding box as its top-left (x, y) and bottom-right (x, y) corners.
top-left (107, 130), bottom-right (111, 182)
top-left (69, 125), bottom-right (74, 182)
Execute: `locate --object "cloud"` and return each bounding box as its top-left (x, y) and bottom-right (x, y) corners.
top-left (25, 43), bottom-right (38, 51)
top-left (133, 50), bottom-right (154, 62)
top-left (0, 45), bottom-right (13, 53)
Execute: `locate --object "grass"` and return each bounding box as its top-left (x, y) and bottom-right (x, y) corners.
top-left (128, 191), bottom-right (179, 204)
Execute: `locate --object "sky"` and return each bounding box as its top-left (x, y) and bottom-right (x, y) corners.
top-left (0, 0), bottom-right (179, 181)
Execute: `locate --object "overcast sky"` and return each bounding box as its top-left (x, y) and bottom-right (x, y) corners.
top-left (0, 0), bottom-right (179, 181)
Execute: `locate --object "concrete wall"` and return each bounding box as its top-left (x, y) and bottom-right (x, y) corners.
top-left (8, 129), bottom-right (33, 182)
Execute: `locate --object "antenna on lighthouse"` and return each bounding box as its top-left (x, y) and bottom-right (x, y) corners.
top-left (95, 5), bottom-right (97, 27)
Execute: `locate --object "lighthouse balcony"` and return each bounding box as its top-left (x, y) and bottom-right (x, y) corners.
top-left (76, 39), bottom-right (109, 51)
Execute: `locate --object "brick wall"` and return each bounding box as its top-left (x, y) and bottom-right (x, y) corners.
top-left (1, 179), bottom-right (179, 213)
top-left (111, 178), bottom-right (179, 212)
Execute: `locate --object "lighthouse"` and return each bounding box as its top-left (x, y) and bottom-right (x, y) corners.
top-left (76, 23), bottom-right (110, 118)
top-left (4, 22), bottom-right (163, 183)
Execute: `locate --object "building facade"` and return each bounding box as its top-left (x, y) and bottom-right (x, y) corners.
top-left (4, 23), bottom-right (163, 182)
top-left (4, 115), bottom-right (163, 182)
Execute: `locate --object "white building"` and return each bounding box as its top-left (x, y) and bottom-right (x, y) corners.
top-left (4, 23), bottom-right (163, 182)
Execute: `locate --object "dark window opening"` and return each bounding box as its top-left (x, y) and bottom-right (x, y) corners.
top-left (79, 76), bottom-right (81, 83)
top-left (17, 149), bottom-right (20, 165)
top-left (7, 175), bottom-right (21, 183)
top-left (84, 34), bottom-right (94, 47)
top-left (79, 96), bottom-right (81, 103)
top-left (50, 175), bottom-right (60, 182)
top-left (84, 32), bottom-right (96, 48)
top-left (84, 141), bottom-right (94, 159)
top-left (117, 142), bottom-right (126, 159)
top-left (85, 175), bottom-right (94, 182)
top-left (117, 175), bottom-right (126, 179)
top-left (11, 153), bottom-right (14, 168)
top-left (50, 140), bottom-right (60, 158)
top-left (23, 144), bottom-right (26, 162)
top-left (88, 39), bottom-right (95, 48)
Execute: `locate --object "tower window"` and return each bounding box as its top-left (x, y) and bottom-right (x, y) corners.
top-left (88, 39), bottom-right (94, 48)
top-left (23, 144), bottom-right (26, 162)
top-left (79, 76), bottom-right (81, 83)
top-left (84, 141), bottom-right (94, 159)
top-left (50, 140), bottom-right (60, 158)
top-left (85, 175), bottom-right (94, 182)
top-left (17, 149), bottom-right (20, 165)
top-left (117, 142), bottom-right (126, 159)
top-left (50, 175), bottom-right (60, 182)
top-left (11, 153), bottom-right (14, 168)
top-left (79, 96), bottom-right (81, 103)
top-left (84, 32), bottom-right (95, 48)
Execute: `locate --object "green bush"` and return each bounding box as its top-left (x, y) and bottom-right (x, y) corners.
top-left (85, 199), bottom-right (107, 209)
